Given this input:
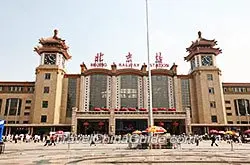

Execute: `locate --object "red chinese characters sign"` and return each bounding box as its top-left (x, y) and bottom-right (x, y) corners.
top-left (89, 52), bottom-right (169, 68)
top-left (90, 52), bottom-right (107, 67)
top-left (150, 52), bottom-right (169, 68)
top-left (118, 52), bottom-right (140, 68)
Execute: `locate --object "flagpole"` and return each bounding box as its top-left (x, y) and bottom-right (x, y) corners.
top-left (145, 0), bottom-right (154, 127)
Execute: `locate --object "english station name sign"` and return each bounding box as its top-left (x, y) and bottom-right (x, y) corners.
top-left (90, 52), bottom-right (169, 68)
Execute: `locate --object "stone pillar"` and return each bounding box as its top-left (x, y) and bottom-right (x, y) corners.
top-left (27, 127), bottom-right (30, 134)
top-left (5, 127), bottom-right (8, 135)
top-left (31, 127), bottom-right (34, 135)
top-left (204, 127), bottom-right (208, 134)
top-left (185, 107), bottom-right (191, 134)
top-left (79, 76), bottom-right (85, 111)
top-left (71, 107), bottom-right (78, 134)
top-left (8, 127), bottom-right (11, 135)
top-left (109, 110), bottom-right (115, 135)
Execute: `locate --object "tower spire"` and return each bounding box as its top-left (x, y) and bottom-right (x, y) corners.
top-left (198, 31), bottom-right (202, 38)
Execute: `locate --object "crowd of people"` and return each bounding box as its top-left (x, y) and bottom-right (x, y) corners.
top-left (1, 131), bottom-right (250, 148)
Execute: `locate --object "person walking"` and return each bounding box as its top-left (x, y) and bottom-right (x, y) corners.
top-left (44, 135), bottom-right (51, 146)
top-left (195, 135), bottom-right (199, 146)
top-left (50, 135), bottom-right (56, 146)
top-left (90, 134), bottom-right (96, 146)
top-left (211, 135), bottom-right (218, 146)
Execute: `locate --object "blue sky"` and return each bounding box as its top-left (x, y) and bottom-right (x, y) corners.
top-left (1, 0), bottom-right (250, 82)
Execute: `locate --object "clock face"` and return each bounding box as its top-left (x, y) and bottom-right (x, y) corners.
top-left (44, 54), bottom-right (56, 65)
top-left (201, 55), bottom-right (213, 66)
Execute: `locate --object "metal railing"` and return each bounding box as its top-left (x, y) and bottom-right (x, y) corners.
top-left (76, 111), bottom-right (186, 116)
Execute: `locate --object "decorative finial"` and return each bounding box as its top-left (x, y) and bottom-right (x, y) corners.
top-left (198, 31), bottom-right (202, 38)
top-left (53, 29), bottom-right (58, 39)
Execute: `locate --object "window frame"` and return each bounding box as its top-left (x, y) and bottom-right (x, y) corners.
top-left (43, 86), bottom-right (50, 93)
top-left (45, 73), bottom-right (51, 80)
top-left (211, 115), bottom-right (217, 123)
top-left (40, 115), bottom-right (47, 123)
top-left (207, 74), bottom-right (213, 80)
top-left (42, 101), bottom-right (48, 108)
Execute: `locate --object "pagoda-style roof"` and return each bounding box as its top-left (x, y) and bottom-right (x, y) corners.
top-left (34, 29), bottom-right (71, 60)
top-left (184, 31), bottom-right (222, 61)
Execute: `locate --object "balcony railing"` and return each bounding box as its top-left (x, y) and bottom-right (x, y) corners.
top-left (76, 111), bottom-right (186, 115)
top-left (76, 111), bottom-right (110, 115)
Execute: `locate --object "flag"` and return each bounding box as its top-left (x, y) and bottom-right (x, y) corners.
top-left (0, 120), bottom-right (5, 142)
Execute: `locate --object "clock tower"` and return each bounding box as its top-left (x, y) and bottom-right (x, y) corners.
top-left (185, 31), bottom-right (226, 125)
top-left (32, 30), bottom-right (71, 124)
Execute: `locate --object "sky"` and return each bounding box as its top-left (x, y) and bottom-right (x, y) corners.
top-left (1, 0), bottom-right (250, 83)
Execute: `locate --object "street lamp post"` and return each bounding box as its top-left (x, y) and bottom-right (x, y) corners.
top-left (145, 0), bottom-right (154, 128)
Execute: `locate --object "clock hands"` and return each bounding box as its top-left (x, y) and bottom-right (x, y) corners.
top-left (44, 54), bottom-right (56, 65)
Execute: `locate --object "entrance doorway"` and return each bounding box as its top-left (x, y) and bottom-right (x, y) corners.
top-left (115, 119), bottom-right (147, 135)
top-left (77, 119), bottom-right (109, 135)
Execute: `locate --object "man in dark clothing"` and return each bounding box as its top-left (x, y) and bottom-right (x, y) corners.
top-left (44, 135), bottom-right (50, 146)
top-left (211, 135), bottom-right (218, 146)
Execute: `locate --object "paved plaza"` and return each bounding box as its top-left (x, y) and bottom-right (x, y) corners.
top-left (1, 141), bottom-right (250, 165)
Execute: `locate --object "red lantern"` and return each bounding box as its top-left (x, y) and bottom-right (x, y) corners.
top-left (98, 121), bottom-right (104, 126)
top-left (83, 121), bottom-right (89, 127)
top-left (158, 122), bottom-right (164, 126)
top-left (172, 121), bottom-right (179, 127)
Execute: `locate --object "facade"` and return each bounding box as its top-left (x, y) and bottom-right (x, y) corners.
top-left (1, 30), bottom-right (250, 135)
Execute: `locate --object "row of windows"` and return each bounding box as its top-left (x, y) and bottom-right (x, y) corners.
top-left (224, 87), bottom-right (249, 93)
top-left (0, 86), bottom-right (34, 92)
top-left (0, 99), bottom-right (32, 116)
top-left (7, 121), bottom-right (29, 124)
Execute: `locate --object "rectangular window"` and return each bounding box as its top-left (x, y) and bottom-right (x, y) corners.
top-left (181, 79), bottom-right (191, 108)
top-left (227, 121), bottom-right (233, 124)
top-left (226, 107), bottom-right (231, 110)
top-left (4, 98), bottom-right (22, 116)
top-left (8, 121), bottom-right (15, 124)
top-left (45, 73), bottom-right (51, 80)
top-left (43, 87), bottom-right (50, 93)
top-left (42, 101), bottom-right (48, 108)
top-left (208, 87), bottom-right (215, 94)
top-left (66, 78), bottom-right (77, 117)
top-left (24, 112), bottom-right (30, 116)
top-left (211, 116), bottom-right (217, 123)
top-left (41, 115), bottom-right (47, 123)
top-left (0, 86), bottom-right (3, 91)
top-left (226, 113), bottom-right (232, 116)
top-left (18, 87), bottom-right (23, 92)
top-left (27, 87), bottom-right (34, 92)
top-left (225, 100), bottom-right (231, 104)
top-left (210, 101), bottom-right (216, 108)
top-left (207, 74), bottom-right (213, 80)
top-left (26, 100), bottom-right (32, 104)
top-left (23, 121), bottom-right (29, 124)
top-left (25, 106), bottom-right (31, 110)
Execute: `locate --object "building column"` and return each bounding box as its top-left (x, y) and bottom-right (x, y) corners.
top-left (71, 107), bottom-right (78, 134)
top-left (185, 107), bottom-right (191, 134)
top-left (27, 127), bottom-right (30, 134)
top-left (8, 127), bottom-right (11, 135)
top-left (143, 76), bottom-right (149, 109)
top-left (109, 110), bottom-right (115, 135)
top-left (30, 127), bottom-right (34, 135)
top-left (173, 76), bottom-right (181, 111)
top-left (5, 127), bottom-right (8, 135)
top-left (79, 76), bottom-right (85, 111)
